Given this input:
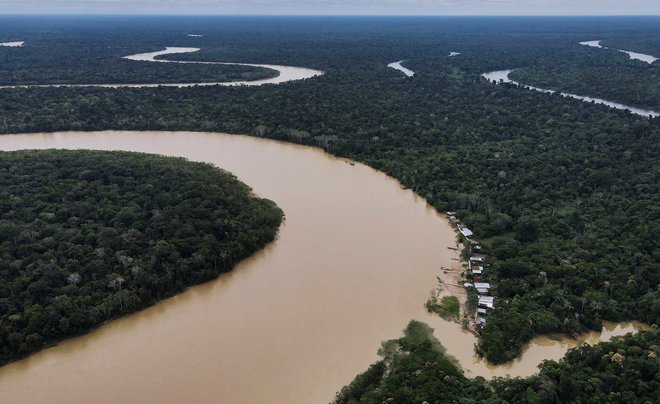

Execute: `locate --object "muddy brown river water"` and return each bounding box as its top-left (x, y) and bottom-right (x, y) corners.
top-left (0, 131), bottom-right (647, 403)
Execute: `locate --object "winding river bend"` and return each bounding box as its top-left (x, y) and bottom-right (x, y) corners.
top-left (0, 47), bottom-right (323, 89)
top-left (0, 131), bottom-right (647, 404)
top-left (482, 69), bottom-right (659, 118)
top-left (580, 40), bottom-right (658, 64)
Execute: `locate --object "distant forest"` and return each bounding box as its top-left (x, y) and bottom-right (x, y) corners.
top-left (0, 150), bottom-right (283, 365)
top-left (0, 15), bottom-right (658, 371)
top-left (0, 19), bottom-right (276, 85)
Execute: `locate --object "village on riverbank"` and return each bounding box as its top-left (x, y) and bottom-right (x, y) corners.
top-left (428, 211), bottom-right (495, 332)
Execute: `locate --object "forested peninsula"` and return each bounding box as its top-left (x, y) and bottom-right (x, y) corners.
top-left (335, 321), bottom-right (660, 403)
top-left (0, 16), bottom-right (658, 367)
top-left (0, 150), bottom-right (283, 365)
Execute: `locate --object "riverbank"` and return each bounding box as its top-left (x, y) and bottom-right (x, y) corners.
top-left (426, 230), bottom-right (466, 323)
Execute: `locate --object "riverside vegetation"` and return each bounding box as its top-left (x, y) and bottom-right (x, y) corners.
top-left (426, 295), bottom-right (460, 322)
top-left (0, 150), bottom-right (283, 365)
top-left (0, 15), bottom-right (658, 397)
top-left (334, 321), bottom-right (660, 403)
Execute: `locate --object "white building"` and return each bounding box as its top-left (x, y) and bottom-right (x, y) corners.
top-left (460, 227), bottom-right (474, 238)
top-left (478, 295), bottom-right (495, 309)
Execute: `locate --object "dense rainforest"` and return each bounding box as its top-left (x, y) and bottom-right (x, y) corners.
top-left (0, 19), bottom-right (276, 85)
top-left (0, 149), bottom-right (283, 365)
top-left (510, 48), bottom-right (660, 111)
top-left (0, 14), bottom-right (658, 383)
top-left (335, 320), bottom-right (660, 403)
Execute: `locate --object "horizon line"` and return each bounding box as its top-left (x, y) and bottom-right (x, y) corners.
top-left (1, 13), bottom-right (659, 17)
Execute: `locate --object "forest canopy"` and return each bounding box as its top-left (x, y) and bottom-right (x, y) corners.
top-left (0, 15), bottom-right (658, 365)
top-left (334, 321), bottom-right (660, 403)
top-left (0, 149), bottom-right (283, 365)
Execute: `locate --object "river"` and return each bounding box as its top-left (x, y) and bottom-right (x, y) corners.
top-left (0, 41), bottom-right (24, 47)
top-left (0, 47), bottom-right (323, 89)
top-left (0, 130), bottom-right (647, 403)
top-left (482, 69), bottom-right (659, 118)
top-left (388, 60), bottom-right (415, 77)
top-left (580, 40), bottom-right (658, 64)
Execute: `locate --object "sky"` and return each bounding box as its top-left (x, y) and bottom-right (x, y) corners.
top-left (0, 0), bottom-right (659, 15)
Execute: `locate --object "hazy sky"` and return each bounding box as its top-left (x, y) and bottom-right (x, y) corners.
top-left (0, 0), bottom-right (659, 15)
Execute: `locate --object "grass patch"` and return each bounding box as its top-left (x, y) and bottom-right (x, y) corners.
top-left (426, 295), bottom-right (460, 321)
